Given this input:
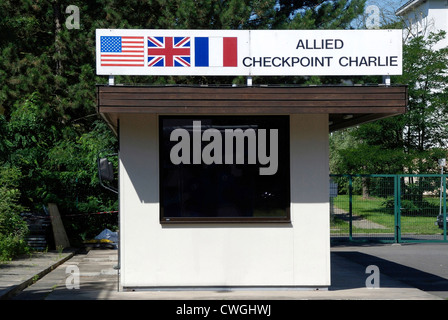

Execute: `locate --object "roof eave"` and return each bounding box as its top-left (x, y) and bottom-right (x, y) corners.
top-left (396, 0), bottom-right (426, 16)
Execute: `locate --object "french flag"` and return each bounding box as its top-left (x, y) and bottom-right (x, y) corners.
top-left (195, 37), bottom-right (238, 67)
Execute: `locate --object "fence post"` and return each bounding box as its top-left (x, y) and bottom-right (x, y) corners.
top-left (394, 175), bottom-right (401, 243)
top-left (349, 175), bottom-right (353, 241)
top-left (444, 175), bottom-right (447, 241)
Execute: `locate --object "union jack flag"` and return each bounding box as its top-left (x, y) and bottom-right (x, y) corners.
top-left (147, 36), bottom-right (191, 67)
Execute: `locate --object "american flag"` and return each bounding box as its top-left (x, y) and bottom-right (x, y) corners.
top-left (147, 36), bottom-right (191, 67)
top-left (100, 36), bottom-right (145, 67)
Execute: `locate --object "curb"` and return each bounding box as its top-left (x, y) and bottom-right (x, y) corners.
top-left (0, 250), bottom-right (75, 300)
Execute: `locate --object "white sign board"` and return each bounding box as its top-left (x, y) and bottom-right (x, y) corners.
top-left (96, 29), bottom-right (402, 76)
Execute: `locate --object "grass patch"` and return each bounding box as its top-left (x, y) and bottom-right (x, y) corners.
top-left (331, 195), bottom-right (442, 235)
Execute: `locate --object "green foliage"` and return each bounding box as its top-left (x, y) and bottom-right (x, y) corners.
top-left (395, 31), bottom-right (448, 155)
top-left (383, 197), bottom-right (439, 217)
top-left (0, 0), bottom-right (366, 247)
top-left (331, 31), bottom-right (448, 175)
top-left (0, 166), bottom-right (29, 261)
top-left (289, 0), bottom-right (366, 29)
top-left (0, 234), bottom-right (29, 261)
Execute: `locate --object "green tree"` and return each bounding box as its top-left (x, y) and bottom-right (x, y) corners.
top-left (397, 31), bottom-right (448, 167)
top-left (330, 30), bottom-right (448, 175)
top-left (0, 0), bottom-right (367, 245)
top-left (0, 165), bottom-right (28, 261)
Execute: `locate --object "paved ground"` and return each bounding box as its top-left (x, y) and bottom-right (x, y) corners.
top-left (0, 250), bottom-right (75, 300)
top-left (2, 242), bottom-right (447, 301)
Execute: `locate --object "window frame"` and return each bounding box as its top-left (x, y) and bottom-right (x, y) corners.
top-left (159, 115), bottom-right (291, 224)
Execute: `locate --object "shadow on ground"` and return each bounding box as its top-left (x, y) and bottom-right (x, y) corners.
top-left (331, 251), bottom-right (448, 295)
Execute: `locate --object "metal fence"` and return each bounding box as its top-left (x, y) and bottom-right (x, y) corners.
top-left (330, 174), bottom-right (447, 243)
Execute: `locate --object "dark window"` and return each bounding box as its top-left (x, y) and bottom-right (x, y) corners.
top-left (159, 116), bottom-right (290, 223)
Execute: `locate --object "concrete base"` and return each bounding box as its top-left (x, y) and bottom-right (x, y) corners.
top-left (122, 286), bottom-right (329, 292)
top-left (8, 246), bottom-right (446, 300)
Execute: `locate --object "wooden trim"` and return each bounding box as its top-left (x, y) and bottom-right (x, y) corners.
top-left (97, 85), bottom-right (408, 132)
top-left (98, 85), bottom-right (407, 110)
top-left (99, 106), bottom-right (406, 115)
top-left (98, 85), bottom-right (406, 94)
top-left (99, 99), bottom-right (406, 108)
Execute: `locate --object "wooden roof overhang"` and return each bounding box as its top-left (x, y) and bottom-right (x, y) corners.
top-left (97, 85), bottom-right (407, 135)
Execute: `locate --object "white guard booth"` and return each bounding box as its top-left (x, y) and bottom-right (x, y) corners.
top-left (96, 29), bottom-right (406, 290)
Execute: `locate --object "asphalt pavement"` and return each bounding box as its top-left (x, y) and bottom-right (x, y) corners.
top-left (1, 242), bottom-right (447, 301)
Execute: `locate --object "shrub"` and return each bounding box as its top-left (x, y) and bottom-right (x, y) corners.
top-left (0, 166), bottom-right (29, 261)
top-left (0, 233), bottom-right (29, 261)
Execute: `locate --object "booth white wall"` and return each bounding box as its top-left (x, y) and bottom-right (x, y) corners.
top-left (118, 113), bottom-right (330, 289)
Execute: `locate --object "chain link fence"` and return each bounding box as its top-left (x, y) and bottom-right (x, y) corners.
top-left (330, 174), bottom-right (447, 243)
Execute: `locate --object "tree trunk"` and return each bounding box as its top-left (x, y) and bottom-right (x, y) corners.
top-left (362, 177), bottom-right (370, 199)
top-left (52, 1), bottom-right (63, 77)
